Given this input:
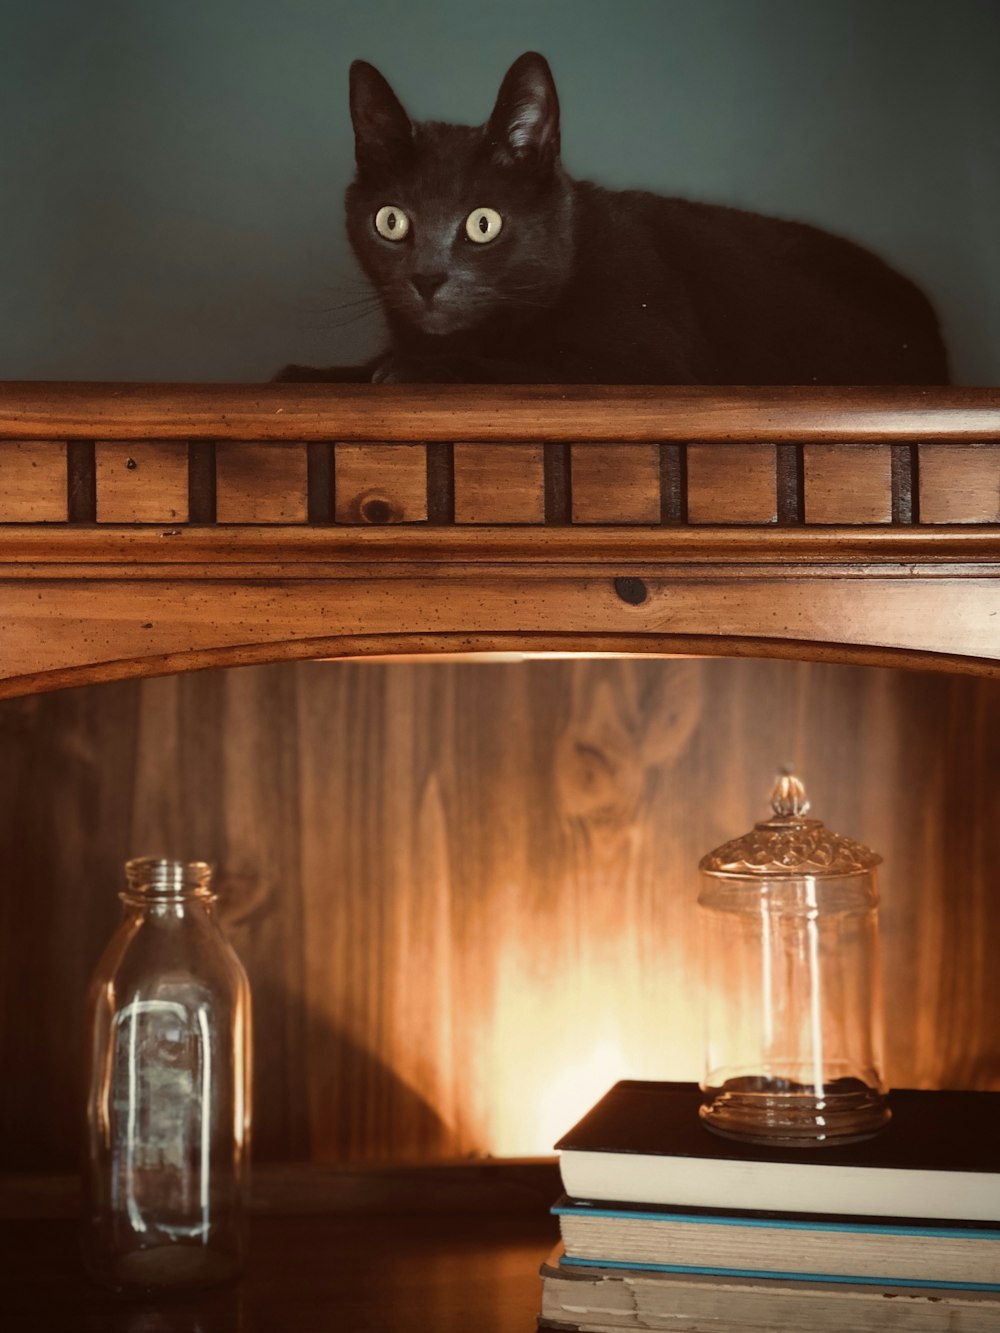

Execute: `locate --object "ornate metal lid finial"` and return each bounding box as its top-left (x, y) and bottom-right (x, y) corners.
top-left (699, 769), bottom-right (881, 877)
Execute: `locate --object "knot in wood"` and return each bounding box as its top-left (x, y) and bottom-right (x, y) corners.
top-left (614, 577), bottom-right (648, 605)
top-left (360, 496), bottom-right (396, 525)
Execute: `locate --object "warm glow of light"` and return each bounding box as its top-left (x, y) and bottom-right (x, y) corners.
top-left (480, 934), bottom-right (702, 1156)
top-left (487, 1026), bottom-right (634, 1159)
top-left (531, 1039), bottom-right (633, 1157)
top-left (314, 652), bottom-right (657, 664)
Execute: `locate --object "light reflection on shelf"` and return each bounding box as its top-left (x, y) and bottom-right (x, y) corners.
top-left (313, 652), bottom-right (707, 664)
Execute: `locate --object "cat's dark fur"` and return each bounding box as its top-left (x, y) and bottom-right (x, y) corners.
top-left (282, 52), bottom-right (948, 385)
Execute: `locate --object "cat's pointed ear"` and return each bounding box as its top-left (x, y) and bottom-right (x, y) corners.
top-left (486, 52), bottom-right (560, 170)
top-left (350, 60), bottom-right (413, 173)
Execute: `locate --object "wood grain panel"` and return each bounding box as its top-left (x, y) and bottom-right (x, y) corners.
top-left (94, 441), bottom-right (189, 523)
top-left (0, 442), bottom-right (67, 521)
top-left (803, 444), bottom-right (893, 524)
top-left (1, 657), bottom-right (998, 1172)
top-left (687, 443), bottom-right (778, 523)
top-left (570, 444), bottom-right (660, 523)
top-left (453, 445), bottom-right (545, 524)
top-left (920, 444), bottom-right (1000, 523)
top-left (335, 444), bottom-right (428, 524)
top-left (215, 443), bottom-right (309, 523)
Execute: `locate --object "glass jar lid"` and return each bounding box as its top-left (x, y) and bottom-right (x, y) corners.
top-left (699, 773), bottom-right (881, 878)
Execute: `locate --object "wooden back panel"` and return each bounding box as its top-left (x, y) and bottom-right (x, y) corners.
top-left (1, 656), bottom-right (997, 1171)
top-left (2, 387), bottom-right (999, 1171)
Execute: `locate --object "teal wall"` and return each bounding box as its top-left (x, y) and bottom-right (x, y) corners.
top-left (2, 0), bottom-right (997, 382)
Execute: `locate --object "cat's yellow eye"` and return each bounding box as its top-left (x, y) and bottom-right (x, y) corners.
top-left (465, 207), bottom-right (503, 244)
top-left (374, 206), bottom-right (411, 241)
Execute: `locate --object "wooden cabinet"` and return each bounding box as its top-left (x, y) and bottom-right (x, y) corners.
top-left (2, 383), bottom-right (1000, 1325)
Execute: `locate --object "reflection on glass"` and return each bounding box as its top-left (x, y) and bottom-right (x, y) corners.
top-left (84, 858), bottom-right (252, 1291)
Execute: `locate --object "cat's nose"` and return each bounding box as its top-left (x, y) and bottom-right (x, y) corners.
top-left (411, 272), bottom-right (447, 302)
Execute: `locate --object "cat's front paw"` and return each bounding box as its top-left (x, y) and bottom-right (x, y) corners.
top-left (273, 362), bottom-right (375, 383)
top-left (371, 354), bottom-right (467, 384)
top-left (370, 357), bottom-right (409, 385)
top-left (273, 363), bottom-right (318, 382)
top-left (370, 356), bottom-right (438, 384)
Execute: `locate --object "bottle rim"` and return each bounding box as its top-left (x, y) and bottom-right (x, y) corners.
top-left (124, 857), bottom-right (214, 897)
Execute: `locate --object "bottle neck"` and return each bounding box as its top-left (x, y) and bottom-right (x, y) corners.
top-left (120, 887), bottom-right (215, 911)
top-left (121, 857), bottom-right (216, 914)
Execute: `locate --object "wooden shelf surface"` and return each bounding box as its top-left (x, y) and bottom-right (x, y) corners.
top-left (0, 1164), bottom-right (560, 1329)
top-left (0, 1209), bottom-right (557, 1331)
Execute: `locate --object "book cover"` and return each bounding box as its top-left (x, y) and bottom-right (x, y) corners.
top-left (554, 1082), bottom-right (1000, 1220)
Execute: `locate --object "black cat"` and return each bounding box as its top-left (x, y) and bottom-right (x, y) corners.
top-left (281, 51), bottom-right (948, 385)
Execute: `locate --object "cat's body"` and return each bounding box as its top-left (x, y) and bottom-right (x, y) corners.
top-left (281, 53), bottom-right (948, 385)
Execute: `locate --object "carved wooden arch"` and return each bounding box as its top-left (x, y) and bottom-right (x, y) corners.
top-left (8, 636), bottom-right (1000, 701)
top-left (2, 383), bottom-right (1000, 698)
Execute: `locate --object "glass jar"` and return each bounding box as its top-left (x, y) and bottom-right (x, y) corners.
top-left (698, 774), bottom-right (889, 1146)
top-left (83, 858), bottom-right (252, 1292)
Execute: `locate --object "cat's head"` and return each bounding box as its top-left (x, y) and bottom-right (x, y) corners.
top-left (345, 52), bottom-right (575, 340)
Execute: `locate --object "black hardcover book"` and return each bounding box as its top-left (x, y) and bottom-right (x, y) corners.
top-left (554, 1081), bottom-right (1000, 1220)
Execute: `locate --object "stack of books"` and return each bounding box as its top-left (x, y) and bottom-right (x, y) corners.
top-left (539, 1080), bottom-right (1000, 1332)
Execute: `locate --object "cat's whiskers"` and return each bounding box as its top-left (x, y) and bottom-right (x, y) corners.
top-left (307, 291), bottom-right (386, 333)
top-left (323, 308), bottom-right (385, 332)
top-left (324, 294), bottom-right (385, 313)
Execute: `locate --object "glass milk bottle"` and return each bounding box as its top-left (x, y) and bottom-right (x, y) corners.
top-left (698, 774), bottom-right (889, 1146)
top-left (84, 858), bottom-right (252, 1291)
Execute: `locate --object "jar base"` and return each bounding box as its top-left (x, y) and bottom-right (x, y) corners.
top-left (700, 1075), bottom-right (891, 1147)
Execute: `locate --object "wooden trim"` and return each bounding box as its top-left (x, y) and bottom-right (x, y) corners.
top-left (94, 441), bottom-right (190, 523)
top-left (453, 443), bottom-right (544, 524)
top-left (803, 443), bottom-right (893, 524)
top-left (4, 524), bottom-right (1000, 566)
top-left (216, 441), bottom-right (309, 523)
top-left (65, 440), bottom-right (96, 520)
top-left (4, 631), bottom-right (1000, 702)
top-left (658, 443), bottom-right (688, 523)
top-left (0, 441), bottom-right (68, 521)
top-left (570, 443), bottom-right (661, 522)
top-left (2, 383), bottom-right (999, 442)
top-left (334, 443), bottom-right (429, 524)
top-left (4, 386), bottom-right (1000, 697)
top-left (188, 441), bottom-right (218, 522)
top-left (543, 442), bottom-right (571, 522)
top-left (687, 442), bottom-right (778, 524)
top-left (920, 443), bottom-right (1000, 523)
